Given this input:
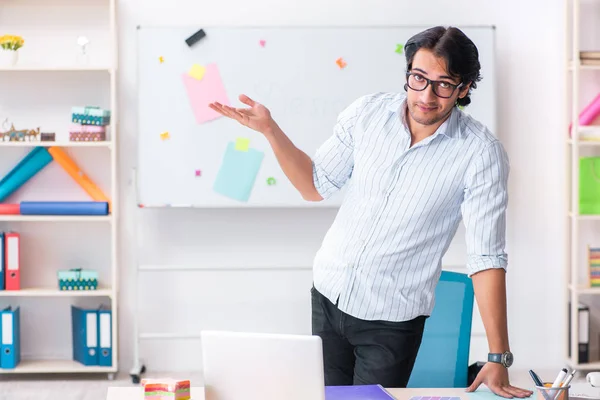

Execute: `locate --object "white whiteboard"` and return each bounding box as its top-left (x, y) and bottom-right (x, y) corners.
top-left (136, 26), bottom-right (496, 208)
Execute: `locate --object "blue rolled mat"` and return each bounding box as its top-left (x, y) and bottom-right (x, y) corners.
top-left (20, 201), bottom-right (109, 216)
top-left (0, 147), bottom-right (53, 202)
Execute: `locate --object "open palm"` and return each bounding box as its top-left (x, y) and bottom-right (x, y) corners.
top-left (209, 94), bottom-right (274, 134)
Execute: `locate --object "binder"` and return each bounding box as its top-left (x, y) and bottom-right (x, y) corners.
top-left (0, 233), bottom-right (4, 291)
top-left (569, 302), bottom-right (590, 363)
top-left (98, 305), bottom-right (112, 367)
top-left (71, 305), bottom-right (98, 366)
top-left (0, 306), bottom-right (21, 369)
top-left (4, 232), bottom-right (19, 291)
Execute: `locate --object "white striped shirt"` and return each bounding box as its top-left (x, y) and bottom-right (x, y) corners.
top-left (311, 92), bottom-right (509, 322)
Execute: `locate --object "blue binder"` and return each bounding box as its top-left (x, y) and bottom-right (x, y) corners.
top-left (98, 305), bottom-right (112, 366)
top-left (71, 305), bottom-right (99, 366)
top-left (0, 233), bottom-right (5, 291)
top-left (0, 306), bottom-right (21, 369)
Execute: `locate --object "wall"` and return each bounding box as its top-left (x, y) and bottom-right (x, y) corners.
top-left (113, 0), bottom-right (567, 374)
top-left (0, 0), bottom-right (565, 374)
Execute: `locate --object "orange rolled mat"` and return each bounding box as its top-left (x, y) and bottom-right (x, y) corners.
top-left (48, 147), bottom-right (111, 211)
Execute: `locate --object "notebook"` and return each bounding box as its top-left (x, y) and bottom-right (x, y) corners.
top-left (325, 384), bottom-right (396, 399)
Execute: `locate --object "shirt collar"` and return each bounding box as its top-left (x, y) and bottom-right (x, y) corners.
top-left (386, 93), bottom-right (463, 139)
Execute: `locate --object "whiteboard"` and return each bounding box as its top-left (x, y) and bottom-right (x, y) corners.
top-left (136, 26), bottom-right (496, 208)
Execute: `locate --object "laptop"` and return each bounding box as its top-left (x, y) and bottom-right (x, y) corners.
top-left (200, 330), bottom-right (326, 400)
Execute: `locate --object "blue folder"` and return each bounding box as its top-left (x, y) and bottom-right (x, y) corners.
top-left (0, 147), bottom-right (52, 202)
top-left (0, 233), bottom-right (4, 291)
top-left (71, 305), bottom-right (99, 366)
top-left (97, 305), bottom-right (112, 367)
top-left (0, 306), bottom-right (21, 369)
top-left (20, 201), bottom-right (109, 216)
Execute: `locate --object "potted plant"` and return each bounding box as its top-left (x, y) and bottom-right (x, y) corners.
top-left (0, 35), bottom-right (24, 67)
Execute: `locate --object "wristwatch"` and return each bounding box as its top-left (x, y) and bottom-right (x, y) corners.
top-left (488, 351), bottom-right (513, 368)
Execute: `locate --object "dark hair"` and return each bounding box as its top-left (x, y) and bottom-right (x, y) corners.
top-left (404, 26), bottom-right (482, 107)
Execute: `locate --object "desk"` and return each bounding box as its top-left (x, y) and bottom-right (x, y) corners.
top-left (106, 387), bottom-right (470, 400)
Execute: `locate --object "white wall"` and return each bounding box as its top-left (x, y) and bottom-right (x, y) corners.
top-left (114, 0), bottom-right (567, 374)
top-left (0, 0), bottom-right (568, 376)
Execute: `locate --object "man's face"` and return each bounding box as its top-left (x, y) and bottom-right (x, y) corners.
top-left (405, 49), bottom-right (469, 127)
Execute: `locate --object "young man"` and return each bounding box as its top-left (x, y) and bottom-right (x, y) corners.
top-left (209, 26), bottom-right (532, 398)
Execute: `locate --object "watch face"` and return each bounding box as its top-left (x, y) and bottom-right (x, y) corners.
top-left (502, 351), bottom-right (514, 367)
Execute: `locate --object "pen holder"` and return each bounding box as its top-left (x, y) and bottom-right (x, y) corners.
top-left (536, 383), bottom-right (570, 400)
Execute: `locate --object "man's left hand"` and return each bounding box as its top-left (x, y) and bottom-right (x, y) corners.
top-left (466, 362), bottom-right (533, 398)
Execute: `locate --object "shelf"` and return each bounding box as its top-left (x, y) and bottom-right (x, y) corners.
top-left (0, 141), bottom-right (112, 148)
top-left (568, 61), bottom-right (600, 70)
top-left (567, 139), bottom-right (600, 146)
top-left (0, 359), bottom-right (116, 374)
top-left (0, 288), bottom-right (113, 297)
top-left (0, 215), bottom-right (112, 222)
top-left (568, 284), bottom-right (600, 294)
top-left (0, 66), bottom-right (114, 73)
top-left (568, 212), bottom-right (600, 220)
top-left (566, 358), bottom-right (600, 370)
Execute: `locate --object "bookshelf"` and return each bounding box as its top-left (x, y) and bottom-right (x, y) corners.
top-left (565, 0), bottom-right (600, 371)
top-left (0, 0), bottom-right (118, 378)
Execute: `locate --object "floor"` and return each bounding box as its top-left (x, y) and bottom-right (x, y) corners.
top-left (0, 369), bottom-right (579, 400)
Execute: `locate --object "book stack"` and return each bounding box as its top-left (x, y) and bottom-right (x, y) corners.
top-left (70, 106), bottom-right (110, 142)
top-left (581, 51), bottom-right (600, 66)
top-left (588, 245), bottom-right (600, 286)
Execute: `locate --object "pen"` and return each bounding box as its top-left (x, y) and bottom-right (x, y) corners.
top-left (529, 370), bottom-right (544, 387)
top-left (552, 368), bottom-right (568, 388)
top-left (553, 369), bottom-right (576, 400)
top-left (560, 369), bottom-right (576, 388)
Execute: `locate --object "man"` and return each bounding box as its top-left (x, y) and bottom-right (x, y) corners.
top-left (209, 26), bottom-right (532, 398)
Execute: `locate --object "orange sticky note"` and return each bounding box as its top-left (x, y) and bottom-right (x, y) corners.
top-left (189, 64), bottom-right (206, 80)
top-left (336, 57), bottom-right (347, 69)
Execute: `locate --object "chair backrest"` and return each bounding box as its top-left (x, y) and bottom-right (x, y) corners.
top-left (407, 270), bottom-right (474, 388)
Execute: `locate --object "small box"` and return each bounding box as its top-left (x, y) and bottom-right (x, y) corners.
top-left (40, 132), bottom-right (55, 141)
top-left (58, 269), bottom-right (98, 291)
top-left (71, 106), bottom-right (111, 126)
top-left (69, 124), bottom-right (106, 141)
top-left (142, 378), bottom-right (191, 400)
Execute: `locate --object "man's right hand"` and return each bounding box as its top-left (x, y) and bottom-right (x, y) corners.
top-left (209, 94), bottom-right (277, 136)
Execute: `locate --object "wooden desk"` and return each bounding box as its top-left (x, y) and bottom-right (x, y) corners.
top-left (107, 386), bottom-right (469, 400)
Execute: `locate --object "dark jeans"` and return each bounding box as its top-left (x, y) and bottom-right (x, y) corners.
top-left (311, 286), bottom-right (426, 387)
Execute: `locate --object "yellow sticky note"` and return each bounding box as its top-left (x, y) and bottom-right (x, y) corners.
top-left (160, 131), bottom-right (170, 140)
top-left (159, 56), bottom-right (165, 63)
top-left (189, 64), bottom-right (207, 81)
top-left (235, 137), bottom-right (250, 151)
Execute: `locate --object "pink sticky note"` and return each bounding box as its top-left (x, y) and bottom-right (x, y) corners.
top-left (182, 63), bottom-right (230, 124)
top-left (259, 40), bottom-right (266, 47)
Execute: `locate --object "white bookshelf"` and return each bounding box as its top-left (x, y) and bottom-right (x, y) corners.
top-left (0, 0), bottom-right (118, 378)
top-left (565, 0), bottom-right (600, 371)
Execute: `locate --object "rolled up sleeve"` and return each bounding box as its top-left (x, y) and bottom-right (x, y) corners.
top-left (312, 96), bottom-right (367, 199)
top-left (462, 140), bottom-right (510, 276)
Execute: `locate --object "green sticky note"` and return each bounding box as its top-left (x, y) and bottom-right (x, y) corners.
top-left (235, 137), bottom-right (250, 151)
top-left (396, 44), bottom-right (404, 54)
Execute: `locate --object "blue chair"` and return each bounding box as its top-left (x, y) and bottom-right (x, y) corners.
top-left (407, 270), bottom-right (475, 388)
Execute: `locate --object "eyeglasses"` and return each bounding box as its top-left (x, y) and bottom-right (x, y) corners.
top-left (405, 71), bottom-right (464, 99)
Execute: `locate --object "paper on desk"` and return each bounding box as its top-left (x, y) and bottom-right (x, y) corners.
top-left (570, 382), bottom-right (600, 399)
top-left (182, 63), bottom-right (230, 124)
